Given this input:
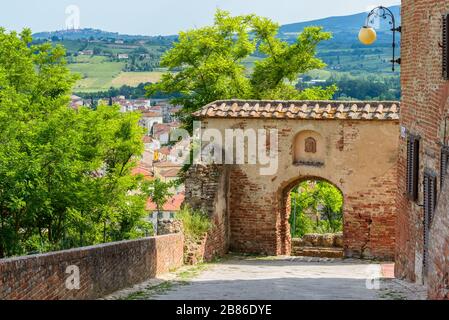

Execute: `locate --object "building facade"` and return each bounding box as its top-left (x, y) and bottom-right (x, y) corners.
top-left (396, 0), bottom-right (449, 299)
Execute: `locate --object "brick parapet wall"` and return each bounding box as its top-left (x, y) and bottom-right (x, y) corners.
top-left (0, 234), bottom-right (184, 300)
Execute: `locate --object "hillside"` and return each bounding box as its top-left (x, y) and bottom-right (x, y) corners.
top-left (32, 6), bottom-right (401, 99)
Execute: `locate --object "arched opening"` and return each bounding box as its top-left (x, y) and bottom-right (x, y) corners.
top-left (286, 178), bottom-right (344, 258)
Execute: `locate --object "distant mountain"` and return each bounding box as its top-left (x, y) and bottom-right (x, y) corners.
top-left (33, 28), bottom-right (176, 41)
top-left (33, 6), bottom-right (400, 43)
top-left (34, 6), bottom-right (401, 85)
top-left (280, 5), bottom-right (400, 34)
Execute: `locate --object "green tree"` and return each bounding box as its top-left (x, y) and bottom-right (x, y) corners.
top-left (0, 28), bottom-right (150, 258)
top-left (289, 181), bottom-right (343, 237)
top-left (147, 10), bottom-right (336, 131)
top-left (143, 178), bottom-right (175, 215)
top-left (142, 178), bottom-right (176, 235)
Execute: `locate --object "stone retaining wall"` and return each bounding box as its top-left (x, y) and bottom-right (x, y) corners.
top-left (0, 234), bottom-right (184, 300)
top-left (184, 164), bottom-right (230, 262)
top-left (293, 233), bottom-right (344, 248)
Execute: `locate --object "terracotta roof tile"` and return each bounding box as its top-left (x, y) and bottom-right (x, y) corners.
top-left (195, 100), bottom-right (400, 121)
top-left (132, 167), bottom-right (154, 180)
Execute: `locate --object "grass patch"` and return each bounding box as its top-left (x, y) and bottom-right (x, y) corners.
top-left (111, 71), bottom-right (164, 87)
top-left (124, 281), bottom-right (175, 300)
top-left (378, 289), bottom-right (407, 300)
top-left (177, 263), bottom-right (209, 282)
top-left (69, 58), bottom-right (125, 92)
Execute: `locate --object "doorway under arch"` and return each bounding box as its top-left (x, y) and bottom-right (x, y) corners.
top-left (278, 176), bottom-right (345, 257)
top-left (289, 179), bottom-right (344, 258)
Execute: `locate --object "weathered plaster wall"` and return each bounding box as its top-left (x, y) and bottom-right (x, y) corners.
top-left (202, 118), bottom-right (399, 260)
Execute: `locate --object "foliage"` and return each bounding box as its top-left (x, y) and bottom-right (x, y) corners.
top-left (289, 181), bottom-right (343, 238)
top-left (142, 178), bottom-right (176, 214)
top-left (176, 206), bottom-right (212, 241)
top-left (147, 10), bottom-right (336, 131)
top-left (325, 75), bottom-right (400, 100)
top-left (0, 28), bottom-right (151, 258)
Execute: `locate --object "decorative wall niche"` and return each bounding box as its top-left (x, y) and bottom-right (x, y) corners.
top-left (293, 130), bottom-right (325, 166)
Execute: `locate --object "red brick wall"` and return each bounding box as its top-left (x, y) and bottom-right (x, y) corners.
top-left (397, 0), bottom-right (449, 288)
top-left (229, 166), bottom-right (282, 255)
top-left (0, 234), bottom-right (184, 300)
top-left (229, 165), bottom-right (397, 260)
top-left (428, 168), bottom-right (449, 299)
top-left (344, 166), bottom-right (397, 260)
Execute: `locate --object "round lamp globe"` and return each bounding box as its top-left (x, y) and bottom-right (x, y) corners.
top-left (358, 26), bottom-right (377, 45)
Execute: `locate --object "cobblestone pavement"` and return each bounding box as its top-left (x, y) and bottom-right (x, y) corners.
top-left (106, 255), bottom-right (427, 300)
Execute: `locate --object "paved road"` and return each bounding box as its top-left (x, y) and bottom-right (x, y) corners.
top-left (148, 256), bottom-right (424, 300)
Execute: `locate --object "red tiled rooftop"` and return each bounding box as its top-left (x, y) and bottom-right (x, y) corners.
top-left (195, 100), bottom-right (400, 121)
top-left (131, 167), bottom-right (154, 180)
top-left (146, 193), bottom-right (185, 211)
top-left (141, 111), bottom-right (162, 118)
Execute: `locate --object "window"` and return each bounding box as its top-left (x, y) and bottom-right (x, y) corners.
top-left (441, 146), bottom-right (449, 185)
top-left (406, 135), bottom-right (420, 201)
top-left (443, 14), bottom-right (449, 80)
top-left (423, 171), bottom-right (437, 274)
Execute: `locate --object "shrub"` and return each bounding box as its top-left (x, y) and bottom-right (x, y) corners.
top-left (176, 206), bottom-right (212, 241)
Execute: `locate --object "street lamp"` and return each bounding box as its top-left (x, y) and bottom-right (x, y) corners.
top-left (359, 6), bottom-right (402, 71)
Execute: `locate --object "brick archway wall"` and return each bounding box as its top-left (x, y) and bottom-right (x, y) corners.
top-left (194, 100), bottom-right (400, 260)
top-left (228, 163), bottom-right (397, 260)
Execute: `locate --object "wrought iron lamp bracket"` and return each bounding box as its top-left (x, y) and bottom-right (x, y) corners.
top-left (365, 6), bottom-right (402, 71)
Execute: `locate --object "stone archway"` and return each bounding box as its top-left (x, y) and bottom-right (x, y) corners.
top-left (190, 100), bottom-right (400, 261)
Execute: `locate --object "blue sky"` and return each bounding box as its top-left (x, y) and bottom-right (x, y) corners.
top-left (0, 0), bottom-right (401, 35)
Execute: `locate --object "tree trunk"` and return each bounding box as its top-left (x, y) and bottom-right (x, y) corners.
top-left (103, 220), bottom-right (107, 243)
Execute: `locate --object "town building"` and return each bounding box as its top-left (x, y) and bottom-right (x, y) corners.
top-left (396, 0), bottom-right (449, 299)
top-left (152, 123), bottom-right (180, 145)
top-left (70, 95), bottom-right (84, 110)
top-left (139, 111), bottom-right (163, 135)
